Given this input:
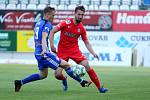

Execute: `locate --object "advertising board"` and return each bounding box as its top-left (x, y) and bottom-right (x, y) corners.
top-left (17, 31), bottom-right (34, 52)
top-left (0, 30), bottom-right (16, 51)
top-left (112, 11), bottom-right (150, 32)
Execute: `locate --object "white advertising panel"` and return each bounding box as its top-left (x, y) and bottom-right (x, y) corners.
top-left (143, 46), bottom-right (150, 67)
top-left (77, 31), bottom-right (150, 66)
top-left (78, 31), bottom-right (150, 49)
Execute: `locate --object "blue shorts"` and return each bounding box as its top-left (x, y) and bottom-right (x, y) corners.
top-left (35, 53), bottom-right (61, 70)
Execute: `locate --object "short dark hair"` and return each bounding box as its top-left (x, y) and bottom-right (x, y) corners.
top-left (43, 6), bottom-right (55, 15)
top-left (75, 5), bottom-right (85, 13)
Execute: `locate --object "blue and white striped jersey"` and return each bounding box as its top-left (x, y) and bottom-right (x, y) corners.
top-left (34, 19), bottom-right (53, 55)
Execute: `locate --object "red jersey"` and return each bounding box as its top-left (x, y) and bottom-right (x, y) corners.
top-left (56, 18), bottom-right (88, 52)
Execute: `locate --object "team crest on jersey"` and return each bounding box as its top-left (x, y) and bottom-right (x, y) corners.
top-left (66, 19), bottom-right (71, 24)
top-left (45, 27), bottom-right (50, 32)
top-left (68, 26), bottom-right (71, 28)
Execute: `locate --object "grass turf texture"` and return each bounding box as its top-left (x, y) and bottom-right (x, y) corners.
top-left (0, 64), bottom-right (150, 100)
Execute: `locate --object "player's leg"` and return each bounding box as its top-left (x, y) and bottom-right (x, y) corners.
top-left (59, 60), bottom-right (92, 87)
top-left (54, 67), bottom-right (68, 91)
top-left (14, 55), bottom-right (49, 92)
top-left (54, 55), bottom-right (68, 91)
top-left (41, 53), bottom-right (68, 91)
top-left (57, 52), bottom-right (89, 85)
top-left (14, 68), bottom-right (48, 92)
top-left (56, 53), bottom-right (70, 90)
top-left (71, 51), bottom-right (108, 93)
top-left (79, 60), bottom-right (108, 93)
top-left (22, 68), bottom-right (48, 84)
top-left (44, 53), bottom-right (91, 88)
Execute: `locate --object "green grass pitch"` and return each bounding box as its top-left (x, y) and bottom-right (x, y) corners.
top-left (0, 64), bottom-right (150, 100)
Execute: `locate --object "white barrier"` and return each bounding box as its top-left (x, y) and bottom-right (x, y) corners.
top-left (143, 46), bottom-right (150, 67)
top-left (0, 47), bottom-right (132, 66)
top-left (0, 52), bottom-right (36, 64)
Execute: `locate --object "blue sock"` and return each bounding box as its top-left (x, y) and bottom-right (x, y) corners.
top-left (21, 73), bottom-right (41, 85)
top-left (65, 67), bottom-right (82, 83)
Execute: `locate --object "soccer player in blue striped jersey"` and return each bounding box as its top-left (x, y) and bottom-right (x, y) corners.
top-left (14, 6), bottom-right (91, 92)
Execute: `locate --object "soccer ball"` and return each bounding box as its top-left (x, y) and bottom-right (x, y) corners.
top-left (73, 65), bottom-right (86, 77)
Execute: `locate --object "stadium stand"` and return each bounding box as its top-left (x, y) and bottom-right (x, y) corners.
top-left (0, 0), bottom-right (147, 10)
top-left (37, 0), bottom-right (49, 10)
top-left (68, 4), bottom-right (77, 10)
top-left (37, 4), bottom-right (47, 10)
top-left (39, 0), bottom-right (49, 4)
top-left (29, 0), bottom-right (39, 4)
top-left (99, 4), bottom-right (109, 10)
top-left (122, 0), bottom-right (131, 5)
top-left (109, 4), bottom-right (120, 10)
top-left (0, 0), bottom-right (7, 9)
top-left (101, 0), bottom-right (110, 5)
top-left (50, 0), bottom-right (60, 5)
top-left (26, 4), bottom-right (37, 10)
top-left (120, 4), bottom-right (130, 10)
top-left (130, 5), bottom-right (139, 10)
top-left (57, 4), bottom-right (68, 10)
top-left (91, 0), bottom-right (101, 5)
top-left (88, 4), bottom-right (99, 10)
top-left (9, 0), bottom-right (18, 4)
top-left (6, 4), bottom-right (17, 10)
top-left (132, 0), bottom-right (141, 5)
top-left (60, 0), bottom-right (70, 5)
top-left (70, 0), bottom-right (80, 5)
top-left (0, 4), bottom-right (6, 9)
top-left (111, 0), bottom-right (121, 5)
top-left (80, 0), bottom-right (91, 6)
top-left (20, 0), bottom-right (28, 4)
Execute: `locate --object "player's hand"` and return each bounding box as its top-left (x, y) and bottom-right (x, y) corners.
top-left (51, 45), bottom-right (57, 54)
top-left (93, 53), bottom-right (99, 60)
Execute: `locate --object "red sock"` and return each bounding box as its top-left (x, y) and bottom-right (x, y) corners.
top-left (56, 74), bottom-right (66, 80)
top-left (87, 68), bottom-right (101, 90)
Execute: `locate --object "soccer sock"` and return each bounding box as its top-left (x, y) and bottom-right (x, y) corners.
top-left (87, 68), bottom-right (101, 90)
top-left (21, 73), bottom-right (41, 85)
top-left (65, 67), bottom-right (82, 83)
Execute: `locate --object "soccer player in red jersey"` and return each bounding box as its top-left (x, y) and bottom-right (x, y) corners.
top-left (50, 6), bottom-right (108, 93)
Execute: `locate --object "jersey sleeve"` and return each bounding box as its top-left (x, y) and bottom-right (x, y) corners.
top-left (81, 27), bottom-right (88, 41)
top-left (56, 19), bottom-right (70, 30)
top-left (42, 23), bottom-right (52, 34)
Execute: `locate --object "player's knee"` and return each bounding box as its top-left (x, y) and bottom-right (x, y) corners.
top-left (60, 60), bottom-right (70, 69)
top-left (80, 65), bottom-right (90, 72)
top-left (41, 75), bottom-right (47, 79)
top-left (64, 62), bottom-right (70, 68)
top-left (80, 62), bottom-right (91, 71)
top-left (40, 74), bottom-right (48, 79)
top-left (55, 74), bottom-right (62, 80)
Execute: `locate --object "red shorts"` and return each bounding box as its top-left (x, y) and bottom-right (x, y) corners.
top-left (57, 49), bottom-right (86, 64)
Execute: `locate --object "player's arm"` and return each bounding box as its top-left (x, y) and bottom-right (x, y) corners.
top-left (50, 20), bottom-right (66, 53)
top-left (83, 39), bottom-right (99, 60)
top-left (81, 27), bottom-right (99, 60)
top-left (49, 27), bottom-right (60, 53)
top-left (41, 32), bottom-right (48, 55)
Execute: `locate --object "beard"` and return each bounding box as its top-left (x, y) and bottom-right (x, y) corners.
top-left (75, 18), bottom-right (81, 23)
